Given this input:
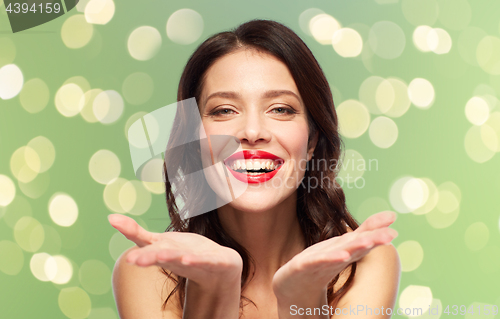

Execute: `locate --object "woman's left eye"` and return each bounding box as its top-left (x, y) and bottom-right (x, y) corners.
top-left (270, 106), bottom-right (296, 115)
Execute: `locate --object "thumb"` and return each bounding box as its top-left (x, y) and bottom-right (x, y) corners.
top-left (108, 214), bottom-right (155, 247)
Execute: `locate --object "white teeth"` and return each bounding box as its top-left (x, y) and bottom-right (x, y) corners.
top-left (246, 161), bottom-right (253, 170)
top-left (241, 162), bottom-right (246, 170)
top-left (253, 162), bottom-right (261, 170)
top-left (229, 159), bottom-right (281, 171)
top-left (270, 162), bottom-right (275, 170)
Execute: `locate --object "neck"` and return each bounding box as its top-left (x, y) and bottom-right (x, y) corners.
top-left (216, 191), bottom-right (306, 288)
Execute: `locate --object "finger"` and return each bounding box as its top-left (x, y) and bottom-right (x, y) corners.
top-left (108, 214), bottom-right (155, 247)
top-left (355, 211), bottom-right (397, 233)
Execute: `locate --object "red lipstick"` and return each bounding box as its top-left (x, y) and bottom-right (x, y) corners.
top-left (224, 150), bottom-right (284, 184)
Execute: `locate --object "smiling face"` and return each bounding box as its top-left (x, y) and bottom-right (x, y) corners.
top-left (198, 47), bottom-right (317, 212)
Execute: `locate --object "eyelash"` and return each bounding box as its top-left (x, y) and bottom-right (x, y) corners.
top-left (210, 106), bottom-right (297, 116)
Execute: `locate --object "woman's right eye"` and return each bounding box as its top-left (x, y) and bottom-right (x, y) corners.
top-left (210, 108), bottom-right (236, 116)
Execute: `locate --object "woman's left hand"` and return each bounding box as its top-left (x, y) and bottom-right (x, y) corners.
top-left (272, 211), bottom-right (398, 303)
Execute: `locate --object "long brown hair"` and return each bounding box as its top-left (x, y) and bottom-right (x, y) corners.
top-left (160, 18), bottom-right (360, 315)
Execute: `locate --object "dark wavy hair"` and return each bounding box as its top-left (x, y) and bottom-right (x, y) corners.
top-left (160, 18), bottom-right (360, 315)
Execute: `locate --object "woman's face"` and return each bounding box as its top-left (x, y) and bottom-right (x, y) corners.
top-left (198, 48), bottom-right (317, 212)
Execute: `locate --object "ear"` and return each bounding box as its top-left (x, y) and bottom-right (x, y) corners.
top-left (307, 131), bottom-right (319, 161)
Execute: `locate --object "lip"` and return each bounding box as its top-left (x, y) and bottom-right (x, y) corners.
top-left (224, 150), bottom-right (284, 184)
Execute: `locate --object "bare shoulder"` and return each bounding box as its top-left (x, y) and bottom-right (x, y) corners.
top-left (112, 246), bottom-right (183, 319)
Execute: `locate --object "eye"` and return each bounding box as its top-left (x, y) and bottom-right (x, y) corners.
top-left (270, 106), bottom-right (296, 115)
top-left (210, 108), bottom-right (236, 116)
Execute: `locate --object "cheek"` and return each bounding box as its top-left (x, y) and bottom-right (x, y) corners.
top-left (275, 122), bottom-right (310, 159)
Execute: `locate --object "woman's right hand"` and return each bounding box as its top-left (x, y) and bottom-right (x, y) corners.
top-left (108, 213), bottom-right (243, 290)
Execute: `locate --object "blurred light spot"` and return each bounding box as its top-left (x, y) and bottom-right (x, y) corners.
top-left (27, 136), bottom-right (56, 173)
top-left (368, 21), bottom-right (405, 59)
top-left (412, 178), bottom-right (438, 215)
top-left (128, 26), bottom-right (162, 61)
top-left (355, 197), bottom-right (391, 223)
top-left (93, 90), bottom-right (124, 124)
top-left (436, 190), bottom-right (459, 213)
top-left (402, 178), bottom-right (429, 210)
top-left (80, 88), bottom-right (103, 123)
top-left (30, 252), bottom-right (52, 281)
top-left (408, 78), bottom-right (435, 109)
top-left (3, 195), bottom-right (32, 228)
top-left (332, 28), bottom-right (363, 57)
top-left (458, 27), bottom-right (487, 66)
top-left (0, 174), bottom-right (16, 206)
top-left (336, 99), bottom-right (370, 138)
top-left (478, 246), bottom-right (500, 275)
top-left (384, 78), bottom-right (411, 117)
top-left (425, 201), bottom-right (459, 229)
top-left (0, 37), bottom-right (16, 66)
top-left (88, 308), bottom-right (118, 319)
top-left (337, 149), bottom-right (365, 183)
top-left (139, 158), bottom-right (164, 183)
top-left (18, 171), bottom-right (50, 199)
top-left (427, 28), bottom-right (452, 54)
top-left (413, 25), bottom-right (433, 52)
top-left (84, 0), bottom-right (115, 25)
top-left (49, 193), bottom-right (79, 227)
top-left (79, 260), bottom-right (111, 295)
top-left (397, 240), bottom-right (424, 272)
top-left (309, 13), bottom-right (341, 45)
top-left (39, 224), bottom-right (62, 255)
top-left (104, 178), bottom-right (128, 213)
top-left (437, 0), bottom-right (471, 31)
top-left (465, 97), bottom-right (490, 125)
top-left (359, 76), bottom-right (386, 114)
top-left (119, 180), bottom-right (152, 216)
top-left (142, 181), bottom-right (165, 195)
top-left (389, 176), bottom-right (413, 214)
top-left (298, 8), bottom-right (324, 36)
top-left (401, 0), bottom-right (438, 26)
top-left (166, 9), bottom-right (204, 45)
top-left (55, 83), bottom-right (85, 117)
top-left (464, 125), bottom-right (495, 163)
top-left (399, 285), bottom-right (432, 316)
top-left (61, 14), bottom-right (94, 49)
top-left (89, 150), bottom-right (121, 185)
top-left (64, 75), bottom-right (91, 93)
top-left (58, 287), bottom-right (91, 319)
top-left (46, 255), bottom-right (73, 284)
top-left (375, 79), bottom-right (395, 113)
top-left (10, 146), bottom-right (40, 183)
top-left (482, 112), bottom-right (500, 152)
top-left (14, 216), bottom-right (44, 252)
top-left (109, 231), bottom-right (135, 261)
top-left (477, 36), bottom-right (500, 75)
top-left (0, 240), bottom-right (24, 275)
top-left (122, 72), bottom-right (154, 105)
top-left (369, 116), bottom-right (398, 148)
top-left (465, 222), bottom-right (489, 251)
top-left (124, 111), bottom-right (148, 142)
top-left (19, 78), bottom-right (50, 113)
top-left (0, 64), bottom-right (24, 100)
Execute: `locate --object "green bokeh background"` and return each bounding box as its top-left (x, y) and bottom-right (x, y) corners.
top-left (1, 0), bottom-right (500, 318)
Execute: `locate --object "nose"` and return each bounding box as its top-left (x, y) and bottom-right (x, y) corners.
top-left (235, 110), bottom-right (272, 145)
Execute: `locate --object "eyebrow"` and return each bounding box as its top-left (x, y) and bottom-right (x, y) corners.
top-left (204, 90), bottom-right (302, 106)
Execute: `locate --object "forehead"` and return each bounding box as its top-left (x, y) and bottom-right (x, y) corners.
top-left (200, 49), bottom-right (301, 104)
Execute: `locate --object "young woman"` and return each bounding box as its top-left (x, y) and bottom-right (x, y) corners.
top-left (109, 19), bottom-right (401, 319)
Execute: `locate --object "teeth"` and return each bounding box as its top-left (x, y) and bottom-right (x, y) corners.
top-left (228, 159), bottom-right (282, 171)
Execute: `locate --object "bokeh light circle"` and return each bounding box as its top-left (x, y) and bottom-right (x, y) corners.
top-left (166, 9), bottom-right (204, 45)
top-left (0, 175), bottom-right (16, 206)
top-left (127, 26), bottom-right (162, 61)
top-left (0, 64), bottom-right (24, 100)
top-left (368, 21), bottom-right (406, 59)
top-left (93, 90), bottom-right (124, 124)
top-left (48, 193), bottom-right (79, 227)
top-left (19, 78), bottom-right (50, 113)
top-left (368, 116), bottom-right (398, 148)
top-left (84, 0), bottom-right (115, 25)
top-left (397, 240), bottom-right (424, 272)
top-left (58, 287), bottom-right (91, 319)
top-left (309, 13), bottom-right (341, 45)
top-left (61, 14), bottom-right (94, 49)
top-left (408, 78), bottom-right (435, 109)
top-left (336, 100), bottom-right (371, 138)
top-left (332, 28), bottom-right (363, 57)
top-left (89, 150), bottom-right (121, 185)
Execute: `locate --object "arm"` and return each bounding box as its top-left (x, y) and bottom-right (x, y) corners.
top-left (273, 211), bottom-right (400, 319)
top-left (109, 214), bottom-right (243, 319)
